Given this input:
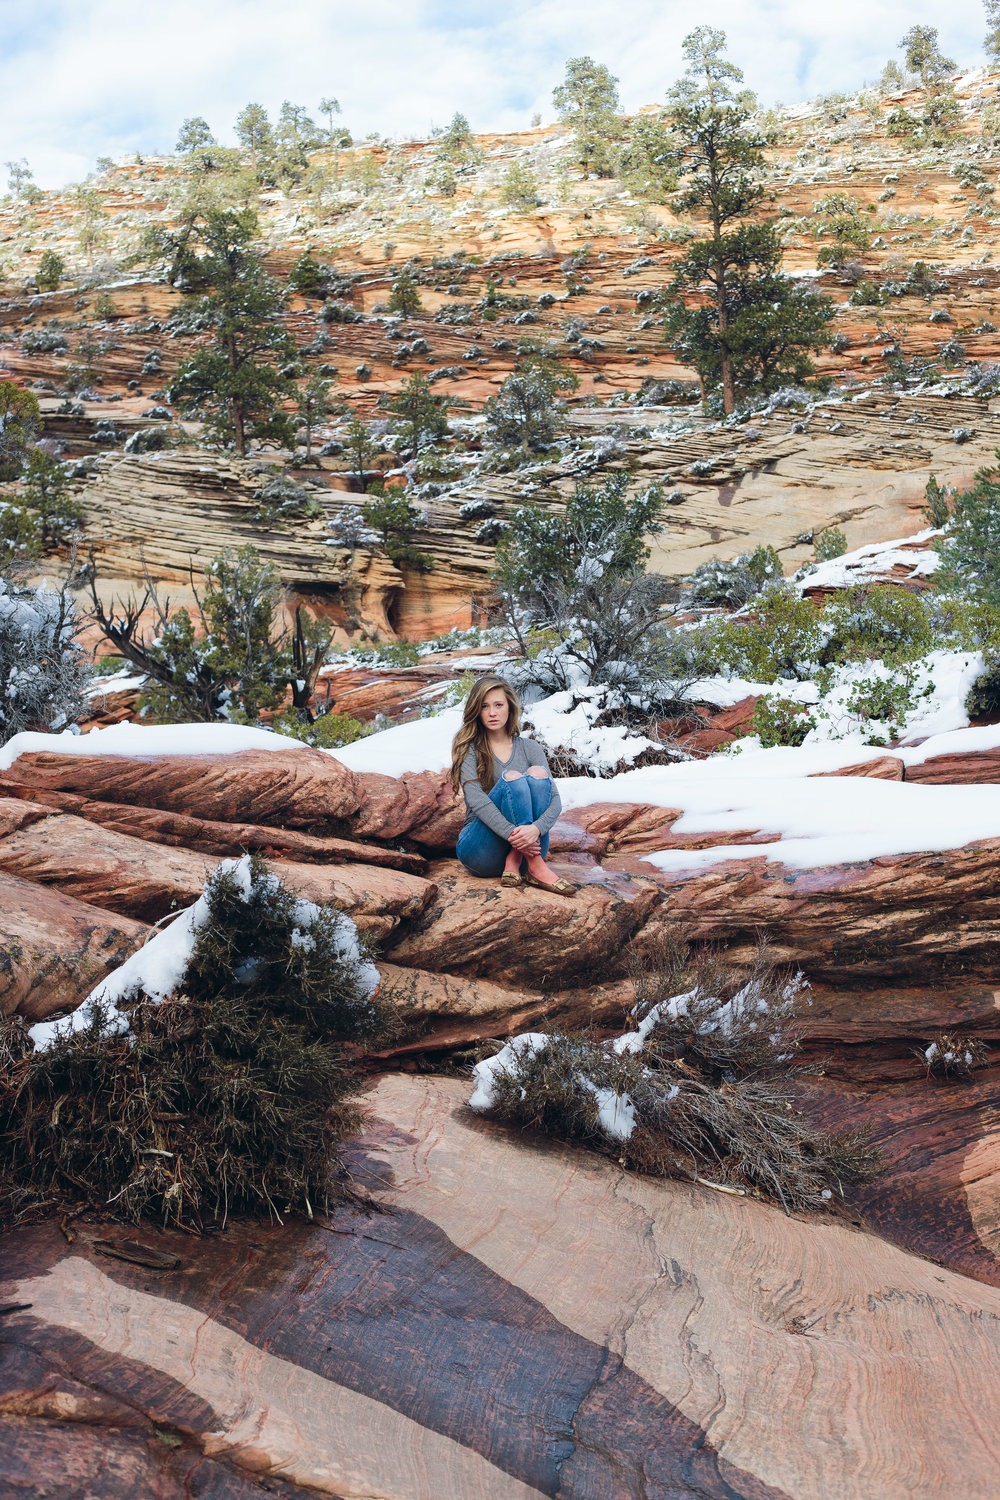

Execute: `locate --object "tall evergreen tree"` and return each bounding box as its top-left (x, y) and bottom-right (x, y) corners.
top-left (384, 371), bottom-right (448, 459)
top-left (661, 28), bottom-right (833, 413)
top-left (235, 103), bottom-right (273, 168)
top-left (552, 57), bottom-right (620, 177)
top-left (176, 117), bottom-right (215, 154)
top-left (168, 210), bottom-right (296, 456)
top-left (987, 0), bottom-right (1000, 64)
top-left (387, 269), bottom-right (423, 318)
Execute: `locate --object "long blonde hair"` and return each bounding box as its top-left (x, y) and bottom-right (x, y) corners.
top-left (450, 676), bottom-right (522, 794)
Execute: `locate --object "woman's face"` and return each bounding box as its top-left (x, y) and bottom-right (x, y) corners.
top-left (479, 688), bottom-right (510, 733)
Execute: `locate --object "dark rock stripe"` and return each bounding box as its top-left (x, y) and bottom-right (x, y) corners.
top-left (6, 1212), bottom-right (792, 1500)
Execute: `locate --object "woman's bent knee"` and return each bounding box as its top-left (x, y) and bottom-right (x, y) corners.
top-left (525, 766), bottom-right (548, 779)
top-left (503, 769), bottom-right (523, 781)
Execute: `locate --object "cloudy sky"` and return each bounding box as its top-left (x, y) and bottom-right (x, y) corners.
top-left (0, 0), bottom-right (991, 189)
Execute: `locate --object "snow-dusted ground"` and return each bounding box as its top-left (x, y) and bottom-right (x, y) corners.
top-left (0, 721), bottom-right (309, 770)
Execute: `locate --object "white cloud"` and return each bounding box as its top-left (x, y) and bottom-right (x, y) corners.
top-left (0, 0), bottom-right (990, 189)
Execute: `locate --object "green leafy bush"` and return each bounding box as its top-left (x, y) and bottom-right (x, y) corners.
top-left (1, 856), bottom-right (391, 1228)
top-left (697, 585), bottom-right (822, 682)
top-left (933, 454), bottom-right (1000, 606)
top-left (842, 665), bottom-right (925, 744)
top-left (750, 695), bottom-right (817, 747)
top-left (813, 526), bottom-right (846, 562)
top-left (820, 585), bottom-right (933, 666)
top-left (923, 473), bottom-right (952, 528)
top-left (272, 708), bottom-right (370, 748)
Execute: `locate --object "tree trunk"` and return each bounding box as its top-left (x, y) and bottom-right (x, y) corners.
top-left (233, 403), bottom-right (246, 457)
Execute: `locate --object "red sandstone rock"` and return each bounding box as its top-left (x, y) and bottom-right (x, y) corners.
top-left (5, 1076), bottom-right (1000, 1498)
top-left (353, 768), bottom-right (464, 848)
top-left (386, 860), bottom-right (662, 985)
top-left (2, 748), bottom-right (364, 829)
top-left (0, 870), bottom-right (147, 1021)
top-left (0, 791), bottom-right (427, 874)
top-left (0, 815), bottom-right (436, 937)
top-left (624, 837), bottom-right (1000, 981)
top-left (375, 961), bottom-right (632, 1055)
top-left (813, 756), bottom-right (905, 780)
top-left (905, 748), bottom-right (1000, 784)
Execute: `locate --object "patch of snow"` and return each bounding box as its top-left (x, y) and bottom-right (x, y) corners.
top-left (331, 707), bottom-right (463, 775)
top-left (1, 721), bottom-right (308, 770)
top-left (586, 1082), bottom-right (636, 1142)
top-left (794, 529), bottom-right (941, 593)
top-left (524, 687), bottom-right (657, 773)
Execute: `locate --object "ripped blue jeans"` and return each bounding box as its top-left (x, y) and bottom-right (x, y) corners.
top-left (456, 773), bottom-right (553, 878)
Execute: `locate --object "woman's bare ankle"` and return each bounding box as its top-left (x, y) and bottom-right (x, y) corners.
top-left (503, 852), bottom-right (522, 875)
top-left (524, 854), bottom-right (557, 885)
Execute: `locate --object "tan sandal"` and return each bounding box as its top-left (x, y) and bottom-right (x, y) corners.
top-left (522, 873), bottom-right (577, 898)
top-left (500, 870), bottom-right (524, 888)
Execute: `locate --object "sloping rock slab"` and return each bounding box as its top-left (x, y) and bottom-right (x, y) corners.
top-left (812, 755), bottom-right (905, 780)
top-left (801, 1063), bottom-right (1000, 1289)
top-left (905, 748), bottom-right (1000, 784)
top-left (5, 1074), bottom-right (1000, 1498)
top-left (624, 839), bottom-right (1000, 981)
top-left (386, 861), bottom-right (662, 985)
top-left (0, 789), bottom-right (428, 874)
top-left (0, 870), bottom-right (147, 1021)
top-left (0, 815), bottom-right (435, 936)
top-left (375, 962), bottom-right (632, 1056)
top-left (352, 768), bottom-right (464, 848)
top-left (2, 748), bottom-right (363, 829)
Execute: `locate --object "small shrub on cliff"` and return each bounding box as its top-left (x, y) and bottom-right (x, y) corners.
top-left (813, 526), bottom-right (846, 563)
top-left (684, 544), bottom-right (782, 609)
top-left (933, 453), bottom-right (1000, 607)
top-left (0, 570), bottom-right (92, 743)
top-left (471, 942), bottom-right (882, 1212)
top-left (917, 1034), bottom-right (989, 1080)
top-left (88, 544), bottom-right (331, 724)
top-left (0, 856), bottom-right (393, 1229)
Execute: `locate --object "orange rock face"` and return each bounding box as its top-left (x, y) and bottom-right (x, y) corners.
top-left (2, 748), bottom-right (364, 829)
top-left (4, 1074), bottom-right (1000, 1499)
top-left (0, 870), bottom-right (147, 1022)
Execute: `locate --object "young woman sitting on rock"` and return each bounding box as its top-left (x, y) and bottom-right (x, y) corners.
top-left (451, 675), bottom-right (575, 896)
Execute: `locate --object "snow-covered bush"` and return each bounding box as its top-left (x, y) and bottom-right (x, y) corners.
top-left (2, 856), bottom-right (392, 1227)
top-left (470, 942), bottom-right (881, 1211)
top-left (917, 1034), bottom-right (988, 1079)
top-left (0, 574), bottom-right (92, 743)
top-left (327, 504), bottom-right (380, 548)
top-left (684, 543), bottom-right (782, 609)
top-left (20, 329), bottom-right (68, 355)
top-left (124, 426), bottom-right (169, 454)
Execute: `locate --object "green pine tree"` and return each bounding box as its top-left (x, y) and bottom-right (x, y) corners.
top-left (387, 269), bottom-right (423, 318)
top-left (168, 209), bottom-right (297, 456)
top-left (384, 370), bottom-right (447, 459)
top-left (552, 57), bottom-right (620, 178)
top-left (661, 28), bottom-right (833, 413)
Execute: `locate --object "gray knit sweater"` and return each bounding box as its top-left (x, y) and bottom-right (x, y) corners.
top-left (460, 735), bottom-right (562, 840)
